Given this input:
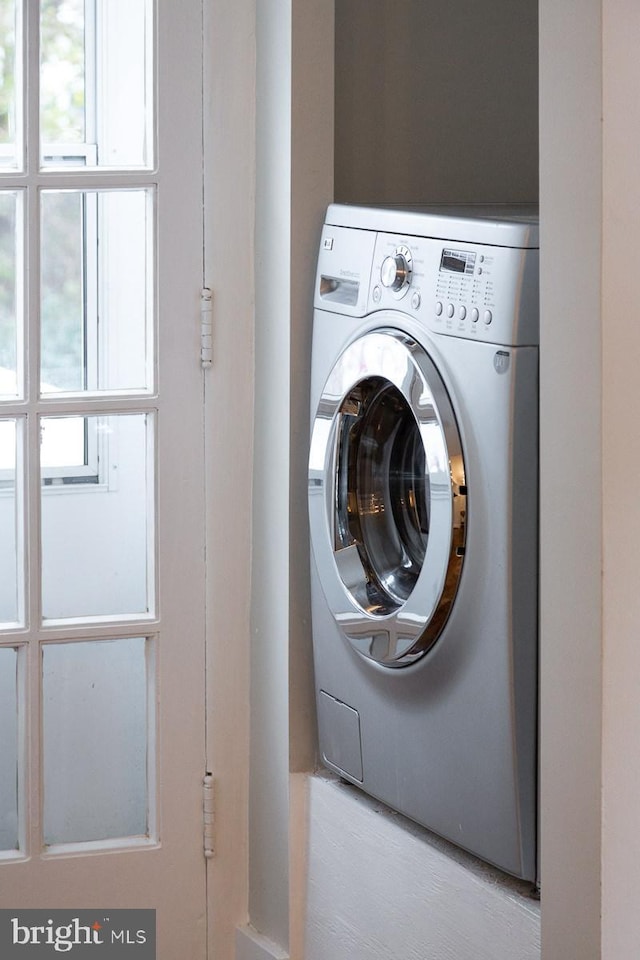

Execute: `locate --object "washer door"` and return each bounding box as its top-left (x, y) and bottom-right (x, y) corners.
top-left (309, 329), bottom-right (467, 667)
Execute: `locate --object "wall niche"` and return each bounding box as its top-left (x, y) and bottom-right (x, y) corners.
top-left (334, 0), bottom-right (538, 204)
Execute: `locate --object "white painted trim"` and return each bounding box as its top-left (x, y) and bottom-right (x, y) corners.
top-left (289, 774), bottom-right (310, 960)
top-left (203, 1), bottom-right (255, 959)
top-left (250, 0), bottom-right (293, 949)
top-left (539, 1), bottom-right (603, 957)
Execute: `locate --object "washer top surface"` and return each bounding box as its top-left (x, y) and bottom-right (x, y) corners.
top-left (325, 203), bottom-right (539, 249)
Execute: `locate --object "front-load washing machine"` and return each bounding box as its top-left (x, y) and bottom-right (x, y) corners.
top-left (308, 204), bottom-right (539, 880)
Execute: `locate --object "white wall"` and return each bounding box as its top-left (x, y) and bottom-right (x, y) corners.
top-left (601, 1), bottom-right (640, 955)
top-left (288, 5), bottom-right (335, 957)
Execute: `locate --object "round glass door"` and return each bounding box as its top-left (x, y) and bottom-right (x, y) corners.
top-left (309, 329), bottom-right (467, 667)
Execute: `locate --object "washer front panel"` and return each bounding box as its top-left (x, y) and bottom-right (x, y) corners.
top-left (309, 329), bottom-right (467, 667)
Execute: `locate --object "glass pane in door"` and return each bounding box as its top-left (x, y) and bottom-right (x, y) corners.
top-left (0, 419), bottom-right (20, 626)
top-left (0, 646), bottom-right (19, 852)
top-left (0, 191), bottom-right (21, 399)
top-left (40, 412), bottom-right (154, 621)
top-left (0, 0), bottom-right (20, 169)
top-left (40, 189), bottom-right (153, 394)
top-left (40, 0), bottom-right (153, 169)
top-left (42, 637), bottom-right (151, 846)
top-left (40, 191), bottom-right (83, 393)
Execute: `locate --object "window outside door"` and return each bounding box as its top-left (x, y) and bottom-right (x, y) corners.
top-left (0, 2), bottom-right (208, 956)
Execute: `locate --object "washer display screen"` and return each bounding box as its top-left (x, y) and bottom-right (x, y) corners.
top-left (440, 249), bottom-right (476, 275)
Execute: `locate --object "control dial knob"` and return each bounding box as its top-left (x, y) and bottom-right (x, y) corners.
top-left (380, 245), bottom-right (413, 293)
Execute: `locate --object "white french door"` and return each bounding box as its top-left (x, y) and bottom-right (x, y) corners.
top-left (0, 1), bottom-right (207, 956)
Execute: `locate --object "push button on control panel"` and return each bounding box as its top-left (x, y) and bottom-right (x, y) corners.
top-left (434, 301), bottom-right (494, 331)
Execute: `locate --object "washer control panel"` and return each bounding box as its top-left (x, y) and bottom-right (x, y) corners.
top-left (315, 222), bottom-right (539, 347)
top-left (368, 231), bottom-right (538, 346)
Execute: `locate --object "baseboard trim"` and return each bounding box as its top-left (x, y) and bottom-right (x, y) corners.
top-left (236, 924), bottom-right (289, 960)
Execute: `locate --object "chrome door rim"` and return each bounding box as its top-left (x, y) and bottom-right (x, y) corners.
top-left (309, 328), bottom-right (467, 667)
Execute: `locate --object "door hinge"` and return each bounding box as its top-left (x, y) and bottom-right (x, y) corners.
top-left (203, 772), bottom-right (215, 858)
top-left (200, 288), bottom-right (213, 368)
